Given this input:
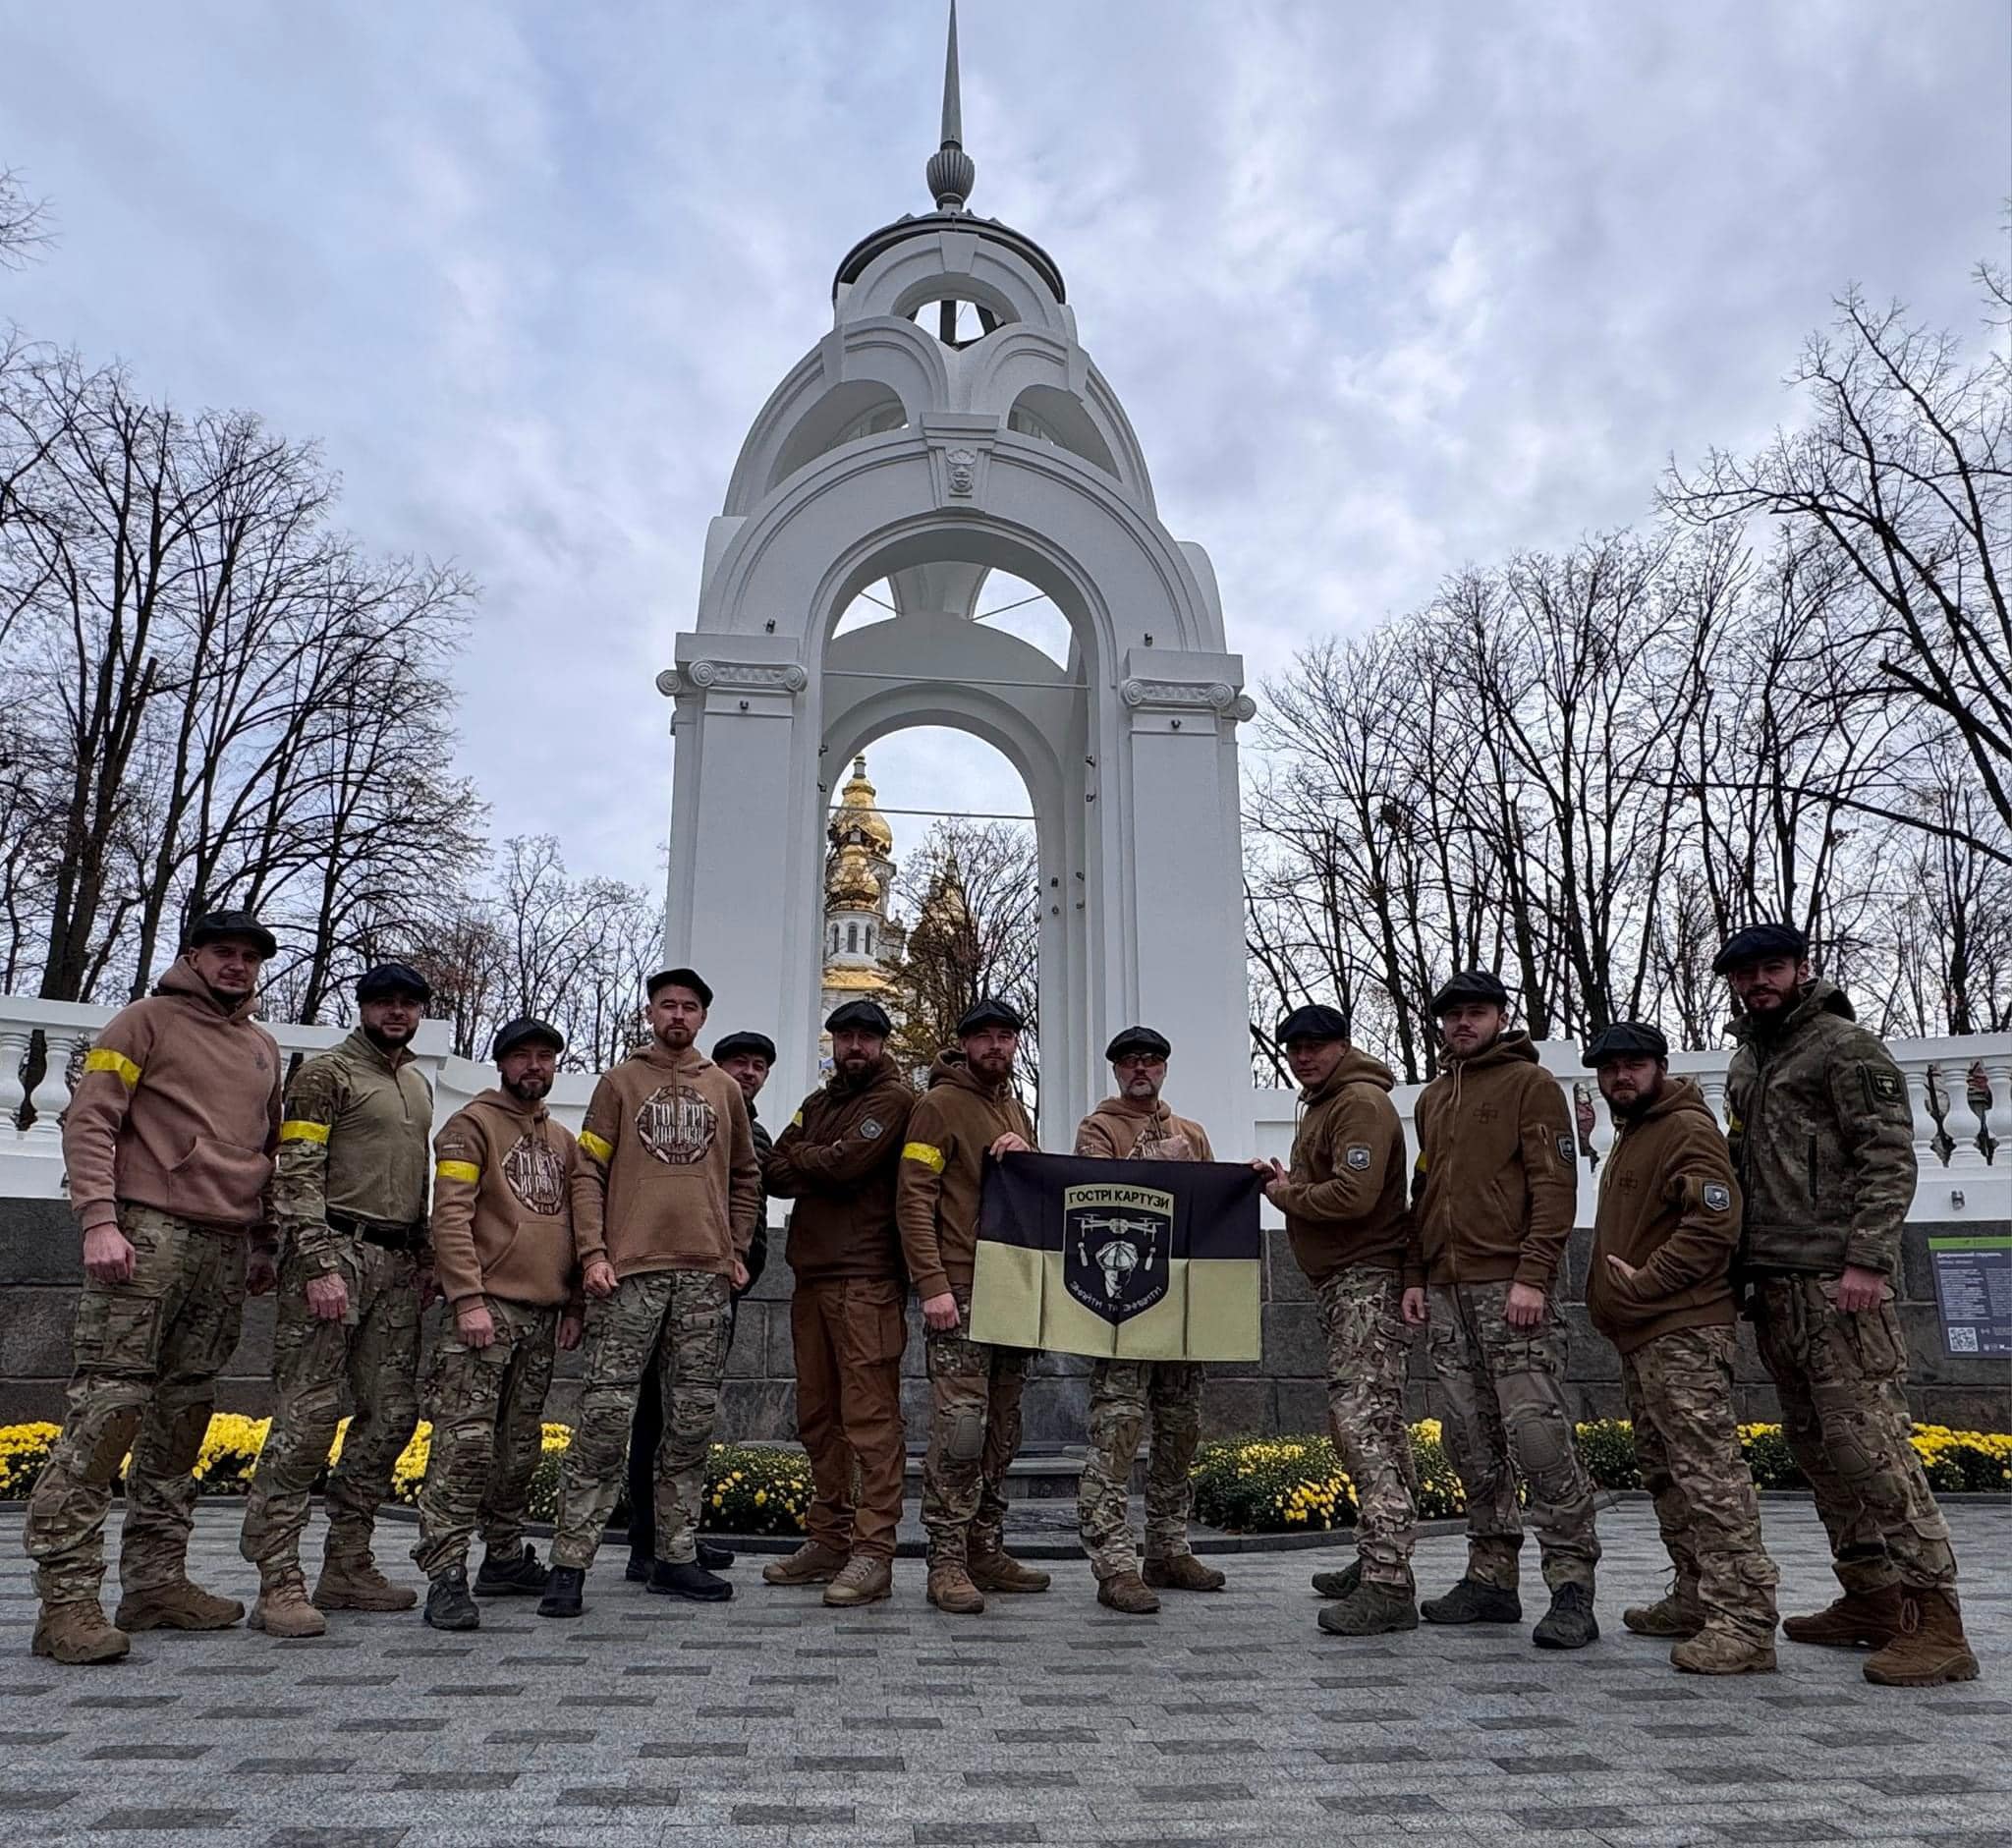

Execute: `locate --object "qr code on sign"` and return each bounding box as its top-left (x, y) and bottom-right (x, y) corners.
top-left (1948, 1325), bottom-right (1980, 1354)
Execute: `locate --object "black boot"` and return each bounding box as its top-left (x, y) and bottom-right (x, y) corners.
top-left (1311, 1558), bottom-right (1362, 1601)
top-left (648, 1559), bottom-right (733, 1603)
top-left (1421, 1576), bottom-right (1523, 1625)
top-left (474, 1544), bottom-right (549, 1598)
top-left (697, 1539), bottom-right (736, 1571)
top-left (423, 1567), bottom-right (480, 1632)
top-left (537, 1566), bottom-right (586, 1619)
top-left (1534, 1583), bottom-right (1599, 1651)
top-left (625, 1551), bottom-right (654, 1585)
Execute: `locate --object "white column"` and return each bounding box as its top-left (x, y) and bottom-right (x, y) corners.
top-left (24, 1028), bottom-right (78, 1144)
top-left (1984, 1055), bottom-right (2012, 1169)
top-left (0, 1026), bottom-right (28, 1135)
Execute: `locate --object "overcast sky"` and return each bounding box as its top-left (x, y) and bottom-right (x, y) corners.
top-left (3, 1), bottom-right (2005, 893)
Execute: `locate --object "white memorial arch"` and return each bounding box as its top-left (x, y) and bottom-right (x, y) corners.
top-left (657, 6), bottom-right (1254, 1144)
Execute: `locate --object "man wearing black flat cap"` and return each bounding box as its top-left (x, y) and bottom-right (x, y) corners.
top-left (762, 998), bottom-right (916, 1607)
top-left (1716, 924), bottom-right (1975, 1686)
top-left (624, 1025), bottom-right (773, 1583)
top-left (242, 960), bottom-right (436, 1639)
top-left (897, 995), bottom-right (1044, 1614)
top-left (1072, 1026), bottom-right (1223, 1615)
top-left (1404, 970), bottom-right (1601, 1651)
top-left (1582, 1022), bottom-right (1777, 1675)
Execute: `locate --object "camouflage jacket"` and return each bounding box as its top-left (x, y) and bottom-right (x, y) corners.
top-left (1725, 980), bottom-right (1916, 1279)
top-left (274, 1027), bottom-right (434, 1273)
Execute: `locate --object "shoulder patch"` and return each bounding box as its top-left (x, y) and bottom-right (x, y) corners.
top-left (1344, 1144), bottom-right (1371, 1171)
top-left (1556, 1132), bottom-right (1577, 1164)
top-left (1861, 1064), bottom-right (1905, 1111)
top-left (860, 1117), bottom-right (883, 1139)
top-left (1703, 1181), bottom-right (1731, 1212)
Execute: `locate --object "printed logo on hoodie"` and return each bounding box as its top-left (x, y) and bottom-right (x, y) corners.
top-left (637, 1084), bottom-right (718, 1165)
top-left (503, 1133), bottom-right (567, 1215)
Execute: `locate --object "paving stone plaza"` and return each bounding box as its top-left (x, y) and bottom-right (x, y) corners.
top-left (0, 1499), bottom-right (2003, 1846)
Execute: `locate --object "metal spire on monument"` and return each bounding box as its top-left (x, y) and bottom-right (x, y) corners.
top-left (925, 1), bottom-right (976, 212)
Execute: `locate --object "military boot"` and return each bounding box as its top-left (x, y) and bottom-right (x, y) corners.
top-left (313, 1552), bottom-right (418, 1612)
top-left (1097, 1571), bottom-right (1161, 1615)
top-left (1311, 1558), bottom-right (1362, 1601)
top-left (968, 1547), bottom-right (1050, 1595)
top-left (474, 1544), bottom-right (549, 1598)
top-left (1422, 1576), bottom-right (1522, 1625)
top-left (1782, 1584), bottom-right (1906, 1650)
top-left (761, 1540), bottom-right (849, 1587)
top-left (1863, 1590), bottom-right (1982, 1688)
top-left (1623, 1590), bottom-right (1704, 1639)
top-left (698, 1539), bottom-right (736, 1571)
top-left (926, 1563), bottom-right (985, 1614)
top-left (648, 1559), bottom-right (733, 1603)
top-left (537, 1566), bottom-right (586, 1619)
top-left (1671, 1627), bottom-right (1776, 1675)
top-left (115, 1578), bottom-right (245, 1632)
top-left (1317, 1578), bottom-right (1419, 1636)
top-left (1533, 1583), bottom-right (1599, 1651)
top-left (823, 1555), bottom-right (894, 1608)
top-left (423, 1566), bottom-right (481, 1633)
top-left (248, 1568), bottom-right (327, 1640)
top-left (1144, 1553), bottom-right (1225, 1593)
top-left (32, 1601), bottom-right (130, 1664)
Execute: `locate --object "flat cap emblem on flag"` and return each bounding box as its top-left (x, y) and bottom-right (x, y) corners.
top-left (1344, 1145), bottom-right (1371, 1171)
top-left (1064, 1183), bottom-right (1173, 1324)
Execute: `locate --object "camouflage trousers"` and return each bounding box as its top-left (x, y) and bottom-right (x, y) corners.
top-left (239, 1234), bottom-right (420, 1573)
top-left (1077, 1360), bottom-right (1202, 1579)
top-left (1621, 1325), bottom-right (1779, 1641)
top-left (922, 1284), bottom-right (1030, 1566)
top-left (1751, 1274), bottom-right (1957, 1594)
top-left (553, 1267), bottom-right (729, 1571)
top-left (1317, 1265), bottom-right (1420, 1587)
top-left (411, 1297), bottom-right (560, 1579)
top-left (1425, 1279), bottom-right (1600, 1592)
top-left (25, 1206), bottom-right (248, 1606)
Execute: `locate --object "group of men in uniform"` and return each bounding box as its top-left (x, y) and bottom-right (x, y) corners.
top-left (19, 912), bottom-right (1982, 1690)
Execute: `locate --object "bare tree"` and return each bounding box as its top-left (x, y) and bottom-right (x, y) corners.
top-left (0, 168), bottom-right (52, 270)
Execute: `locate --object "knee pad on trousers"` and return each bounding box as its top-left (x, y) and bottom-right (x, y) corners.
top-left (161, 1398), bottom-right (213, 1474)
top-left (85, 1406), bottom-right (145, 1484)
top-left (946, 1406), bottom-right (985, 1463)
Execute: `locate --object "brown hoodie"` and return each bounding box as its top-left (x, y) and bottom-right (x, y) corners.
top-left (570, 1039), bottom-right (761, 1281)
top-left (431, 1089), bottom-right (582, 1309)
top-left (896, 1049), bottom-right (1034, 1301)
top-left (767, 1053), bottom-right (917, 1282)
top-left (64, 958), bottom-right (283, 1238)
top-left (1271, 1048), bottom-right (1409, 1283)
top-left (1408, 1031), bottom-right (1577, 1291)
top-left (1073, 1094), bottom-right (1215, 1163)
top-left (1586, 1078), bottom-right (1742, 1354)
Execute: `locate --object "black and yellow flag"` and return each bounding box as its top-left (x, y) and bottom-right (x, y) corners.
top-left (968, 1151), bottom-right (1263, 1361)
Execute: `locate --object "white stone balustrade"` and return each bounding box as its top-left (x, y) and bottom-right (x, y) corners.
top-left (1, 993), bottom-right (2006, 1224)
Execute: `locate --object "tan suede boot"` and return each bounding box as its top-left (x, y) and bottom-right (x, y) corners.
top-left (313, 1553), bottom-right (418, 1612)
top-left (761, 1540), bottom-right (849, 1588)
top-left (1782, 1584), bottom-right (1906, 1650)
top-left (115, 1579), bottom-right (245, 1632)
top-left (1623, 1591), bottom-right (1705, 1639)
top-left (926, 1563), bottom-right (985, 1614)
top-left (248, 1569), bottom-right (328, 1640)
top-left (1672, 1627), bottom-right (1777, 1675)
top-left (822, 1555), bottom-right (893, 1608)
top-left (968, 1548), bottom-right (1050, 1595)
top-left (1097, 1570), bottom-right (1161, 1615)
top-left (1144, 1553), bottom-right (1226, 1593)
top-left (1863, 1589), bottom-right (1982, 1688)
top-left (32, 1601), bottom-right (131, 1664)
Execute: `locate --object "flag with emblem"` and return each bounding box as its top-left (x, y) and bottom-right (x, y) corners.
top-left (968, 1151), bottom-right (1263, 1360)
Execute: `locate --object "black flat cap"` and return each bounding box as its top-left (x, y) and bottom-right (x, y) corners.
top-left (712, 1031), bottom-right (776, 1065)
top-left (1105, 1025), bottom-right (1171, 1062)
top-left (957, 995), bottom-right (1025, 1036)
top-left (826, 998), bottom-right (894, 1036)
top-left (1583, 1021), bottom-right (1669, 1067)
top-left (1712, 923), bottom-right (1807, 975)
top-left (357, 961), bottom-right (432, 1004)
top-left (1274, 1004), bottom-right (1348, 1046)
top-left (186, 909), bottom-right (277, 960)
top-left (1430, 970), bottom-right (1510, 1015)
top-left (646, 966), bottom-right (714, 1006)
top-left (492, 1017), bottom-right (564, 1060)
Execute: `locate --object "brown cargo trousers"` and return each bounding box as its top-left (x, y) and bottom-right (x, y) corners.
top-left (792, 1276), bottom-right (909, 1562)
top-left (922, 1284), bottom-right (1030, 1565)
top-left (25, 1205), bottom-right (248, 1607)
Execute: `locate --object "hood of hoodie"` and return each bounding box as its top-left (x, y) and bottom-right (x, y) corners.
top-left (1734, 978), bottom-right (1856, 1046)
top-left (927, 1047), bottom-right (1014, 1101)
top-left (153, 955), bottom-right (261, 1021)
top-left (1088, 1092), bottom-right (1173, 1125)
top-left (1443, 1029), bottom-right (1539, 1075)
top-left (831, 1051), bottom-right (902, 1098)
top-left (472, 1084), bottom-right (549, 1126)
top-left (1615, 1075), bottom-right (1716, 1136)
top-left (1301, 1045), bottom-right (1397, 1108)
top-left (634, 1037), bottom-right (712, 1080)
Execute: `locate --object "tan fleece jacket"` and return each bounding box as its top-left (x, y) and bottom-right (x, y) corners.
top-left (896, 1050), bottom-right (1034, 1301)
top-left (63, 958), bottom-right (283, 1238)
top-left (430, 1089), bottom-right (582, 1309)
top-left (1073, 1094), bottom-right (1215, 1163)
top-left (1587, 1079), bottom-right (1742, 1354)
top-left (569, 1040), bottom-right (761, 1280)
top-left (1271, 1048), bottom-right (1409, 1283)
top-left (1408, 1031), bottom-right (1578, 1291)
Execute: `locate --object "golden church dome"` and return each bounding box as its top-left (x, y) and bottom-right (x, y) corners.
top-left (826, 839), bottom-right (881, 910)
top-left (828, 755), bottom-right (894, 857)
